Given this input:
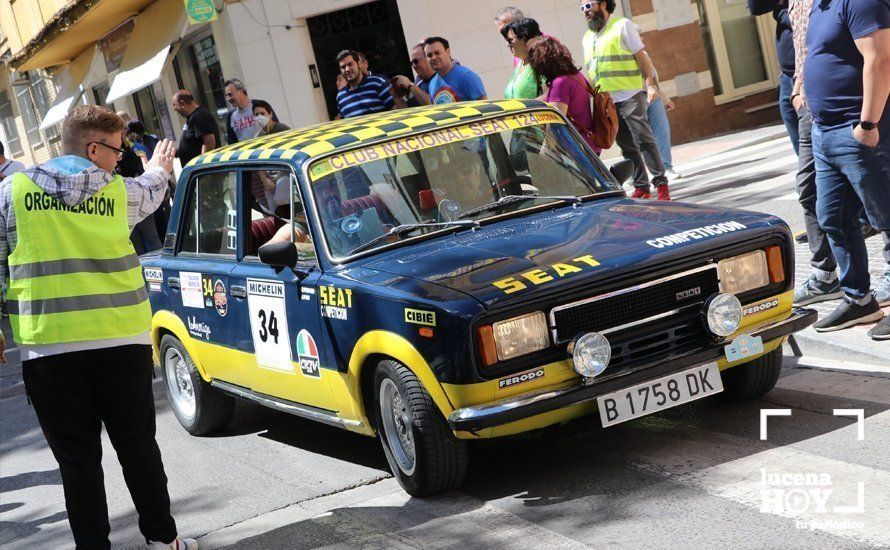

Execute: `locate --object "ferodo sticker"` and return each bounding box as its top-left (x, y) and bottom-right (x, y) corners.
top-left (492, 255), bottom-right (600, 294)
top-left (498, 368), bottom-right (545, 389)
top-left (405, 308), bottom-right (436, 326)
top-left (308, 111), bottom-right (564, 181)
top-left (744, 298), bottom-right (779, 317)
top-left (319, 285), bottom-right (352, 321)
top-left (296, 330), bottom-right (321, 378)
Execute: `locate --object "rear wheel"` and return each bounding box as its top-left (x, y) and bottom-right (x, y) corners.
top-left (160, 335), bottom-right (235, 435)
top-left (719, 347), bottom-right (783, 402)
top-left (373, 359), bottom-right (468, 496)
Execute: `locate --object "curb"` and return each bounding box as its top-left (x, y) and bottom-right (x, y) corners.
top-left (789, 328), bottom-right (887, 367)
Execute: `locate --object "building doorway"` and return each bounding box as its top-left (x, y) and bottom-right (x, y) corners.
top-left (173, 32), bottom-right (228, 138)
top-left (307, 0), bottom-right (412, 119)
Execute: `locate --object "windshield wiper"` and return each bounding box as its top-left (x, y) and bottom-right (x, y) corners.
top-left (347, 220), bottom-right (479, 256)
top-left (459, 194), bottom-right (581, 219)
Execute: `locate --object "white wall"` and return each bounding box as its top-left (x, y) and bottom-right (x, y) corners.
top-left (215, 0), bottom-right (592, 130)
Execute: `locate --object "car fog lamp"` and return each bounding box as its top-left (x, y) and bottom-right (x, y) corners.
top-left (705, 293), bottom-right (743, 337)
top-left (568, 332), bottom-right (611, 379)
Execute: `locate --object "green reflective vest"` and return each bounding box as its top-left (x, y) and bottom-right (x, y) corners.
top-left (582, 16), bottom-right (644, 93)
top-left (6, 172), bottom-right (151, 345)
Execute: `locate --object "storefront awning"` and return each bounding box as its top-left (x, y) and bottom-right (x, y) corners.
top-left (38, 46), bottom-right (97, 130)
top-left (104, 0), bottom-right (188, 105)
top-left (10, 0), bottom-right (154, 71)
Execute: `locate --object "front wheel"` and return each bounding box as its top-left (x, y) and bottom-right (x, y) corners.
top-left (374, 360), bottom-right (468, 496)
top-left (159, 335), bottom-right (235, 435)
top-left (718, 347), bottom-right (783, 402)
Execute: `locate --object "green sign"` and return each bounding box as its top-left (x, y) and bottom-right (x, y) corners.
top-left (184, 0), bottom-right (217, 24)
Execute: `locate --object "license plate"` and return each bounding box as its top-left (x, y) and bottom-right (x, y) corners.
top-left (597, 363), bottom-right (723, 427)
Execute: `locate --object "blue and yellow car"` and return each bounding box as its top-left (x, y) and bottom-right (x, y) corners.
top-left (144, 99), bottom-right (815, 496)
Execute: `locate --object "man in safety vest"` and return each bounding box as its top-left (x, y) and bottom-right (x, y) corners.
top-left (581, 0), bottom-right (670, 200)
top-left (0, 106), bottom-right (196, 549)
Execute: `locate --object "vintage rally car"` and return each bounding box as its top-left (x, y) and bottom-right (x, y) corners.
top-left (144, 99), bottom-right (816, 496)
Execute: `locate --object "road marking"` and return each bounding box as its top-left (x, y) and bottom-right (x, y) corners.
top-left (760, 409), bottom-right (792, 440)
top-left (789, 356), bottom-right (890, 376)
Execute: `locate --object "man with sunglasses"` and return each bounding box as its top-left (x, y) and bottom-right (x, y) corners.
top-left (392, 42), bottom-right (435, 108)
top-left (580, 0), bottom-right (670, 200)
top-left (0, 105), bottom-right (197, 549)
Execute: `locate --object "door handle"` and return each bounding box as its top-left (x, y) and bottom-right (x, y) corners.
top-left (167, 277), bottom-right (180, 289)
top-left (230, 285), bottom-right (247, 298)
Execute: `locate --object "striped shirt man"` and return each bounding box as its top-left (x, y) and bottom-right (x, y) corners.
top-left (336, 74), bottom-right (394, 118)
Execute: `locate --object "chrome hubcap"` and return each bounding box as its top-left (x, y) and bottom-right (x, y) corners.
top-left (164, 347), bottom-right (196, 421)
top-left (379, 378), bottom-right (416, 475)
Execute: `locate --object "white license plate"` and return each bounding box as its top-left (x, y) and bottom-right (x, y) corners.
top-left (597, 363), bottom-right (724, 427)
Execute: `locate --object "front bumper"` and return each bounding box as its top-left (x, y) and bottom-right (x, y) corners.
top-left (448, 307), bottom-right (816, 432)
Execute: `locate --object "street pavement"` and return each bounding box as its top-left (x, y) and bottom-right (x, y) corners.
top-left (2, 124), bottom-right (889, 549)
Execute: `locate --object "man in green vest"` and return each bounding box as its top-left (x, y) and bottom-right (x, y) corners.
top-left (581, 0), bottom-right (670, 200)
top-left (0, 106), bottom-right (196, 549)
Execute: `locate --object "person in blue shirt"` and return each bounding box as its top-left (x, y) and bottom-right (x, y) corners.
top-left (423, 36), bottom-right (487, 104)
top-left (335, 50), bottom-right (394, 119)
top-left (803, 0), bottom-right (890, 336)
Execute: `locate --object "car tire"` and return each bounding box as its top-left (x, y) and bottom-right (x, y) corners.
top-left (160, 334), bottom-right (235, 435)
top-left (373, 359), bottom-right (468, 496)
top-left (718, 347), bottom-right (783, 402)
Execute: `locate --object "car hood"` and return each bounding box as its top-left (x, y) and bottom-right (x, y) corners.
top-left (363, 198), bottom-right (785, 308)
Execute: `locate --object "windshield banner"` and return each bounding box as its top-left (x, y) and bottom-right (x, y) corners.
top-left (308, 111), bottom-right (564, 181)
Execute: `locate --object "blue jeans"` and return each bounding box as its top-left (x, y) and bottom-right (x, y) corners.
top-left (812, 123), bottom-right (890, 300)
top-left (647, 97), bottom-right (672, 170)
top-left (779, 73), bottom-right (799, 156)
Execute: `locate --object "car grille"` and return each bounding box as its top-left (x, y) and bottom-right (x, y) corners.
top-left (550, 264), bottom-right (719, 346)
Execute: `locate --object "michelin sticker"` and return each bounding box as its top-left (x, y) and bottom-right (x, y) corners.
top-left (646, 221), bottom-right (748, 249)
top-left (180, 271), bottom-right (205, 308)
top-left (247, 279), bottom-right (293, 372)
top-left (143, 268), bottom-right (163, 292)
top-left (296, 330), bottom-right (321, 378)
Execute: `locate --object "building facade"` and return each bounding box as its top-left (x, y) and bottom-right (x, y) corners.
top-left (0, 0), bottom-right (783, 168)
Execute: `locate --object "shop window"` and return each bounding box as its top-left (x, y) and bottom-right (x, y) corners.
top-left (11, 73), bottom-right (42, 147)
top-left (0, 90), bottom-right (23, 156)
top-left (174, 33), bottom-right (227, 138)
top-left (695, 0), bottom-right (778, 102)
top-left (31, 71), bottom-right (60, 141)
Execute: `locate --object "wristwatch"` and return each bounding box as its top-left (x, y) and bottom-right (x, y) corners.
top-left (860, 120), bottom-right (878, 131)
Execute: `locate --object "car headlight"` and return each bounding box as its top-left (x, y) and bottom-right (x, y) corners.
top-left (718, 250), bottom-right (769, 294)
top-left (486, 311), bottom-right (550, 362)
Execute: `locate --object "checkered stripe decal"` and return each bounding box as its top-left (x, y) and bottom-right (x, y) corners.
top-left (189, 99), bottom-right (541, 167)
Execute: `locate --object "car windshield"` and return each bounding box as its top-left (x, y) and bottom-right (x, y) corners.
top-left (306, 110), bottom-right (619, 259)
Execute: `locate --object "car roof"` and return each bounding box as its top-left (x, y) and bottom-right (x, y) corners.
top-left (186, 99), bottom-right (549, 170)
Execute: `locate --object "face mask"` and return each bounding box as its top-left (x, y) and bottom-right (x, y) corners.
top-left (255, 115), bottom-right (270, 128)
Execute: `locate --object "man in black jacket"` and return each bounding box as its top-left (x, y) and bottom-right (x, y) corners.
top-left (747, 0), bottom-right (798, 154)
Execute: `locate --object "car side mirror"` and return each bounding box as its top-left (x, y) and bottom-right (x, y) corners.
top-left (258, 241), bottom-right (297, 269)
top-left (609, 159), bottom-right (635, 185)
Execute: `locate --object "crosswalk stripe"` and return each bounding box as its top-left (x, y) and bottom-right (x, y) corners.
top-left (678, 138), bottom-right (791, 172)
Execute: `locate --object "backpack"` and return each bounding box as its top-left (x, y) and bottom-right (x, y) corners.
top-left (568, 72), bottom-right (619, 150)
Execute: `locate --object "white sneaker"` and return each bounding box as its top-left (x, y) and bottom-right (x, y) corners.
top-left (148, 538), bottom-right (198, 550)
top-left (665, 168), bottom-right (682, 181)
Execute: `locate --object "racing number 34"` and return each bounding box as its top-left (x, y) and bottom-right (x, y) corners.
top-left (257, 309), bottom-right (279, 344)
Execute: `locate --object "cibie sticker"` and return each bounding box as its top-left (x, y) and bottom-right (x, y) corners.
top-left (143, 268), bottom-right (163, 292)
top-left (213, 279), bottom-right (228, 317)
top-left (404, 308), bottom-right (436, 326)
top-left (296, 330), bottom-right (321, 378)
top-left (246, 279), bottom-right (293, 373)
top-left (180, 271), bottom-right (204, 308)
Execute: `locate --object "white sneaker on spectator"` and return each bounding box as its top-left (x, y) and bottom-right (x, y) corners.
top-left (665, 168), bottom-right (682, 182)
top-left (148, 538), bottom-right (198, 549)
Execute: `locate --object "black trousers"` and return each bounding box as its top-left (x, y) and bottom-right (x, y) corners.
top-left (615, 91), bottom-right (668, 190)
top-left (22, 344), bottom-right (177, 549)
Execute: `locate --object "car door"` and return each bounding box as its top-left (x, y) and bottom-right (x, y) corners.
top-left (227, 166), bottom-right (337, 411)
top-left (168, 168), bottom-right (242, 383)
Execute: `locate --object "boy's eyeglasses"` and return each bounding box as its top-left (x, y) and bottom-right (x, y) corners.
top-left (88, 141), bottom-right (126, 160)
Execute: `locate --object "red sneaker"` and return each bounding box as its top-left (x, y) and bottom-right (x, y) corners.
top-left (656, 184), bottom-right (671, 201)
top-left (630, 188), bottom-right (651, 199)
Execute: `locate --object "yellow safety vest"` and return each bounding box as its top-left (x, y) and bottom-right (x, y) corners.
top-left (6, 172), bottom-right (151, 345)
top-left (582, 16), bottom-right (644, 93)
